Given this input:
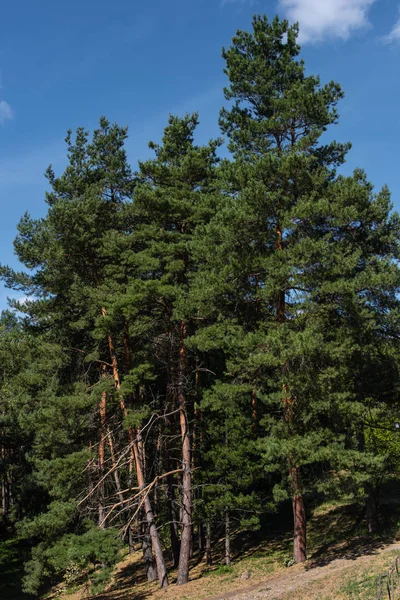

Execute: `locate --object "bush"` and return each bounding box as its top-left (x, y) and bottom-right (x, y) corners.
top-left (22, 526), bottom-right (122, 595)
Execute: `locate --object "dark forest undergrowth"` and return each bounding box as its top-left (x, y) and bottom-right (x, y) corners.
top-left (0, 534), bottom-right (31, 600)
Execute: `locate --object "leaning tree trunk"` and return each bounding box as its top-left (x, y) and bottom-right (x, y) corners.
top-left (290, 465), bottom-right (307, 563)
top-left (133, 428), bottom-right (168, 587)
top-left (98, 387), bottom-right (107, 528)
top-left (177, 321), bottom-right (192, 585)
top-left (104, 318), bottom-right (168, 587)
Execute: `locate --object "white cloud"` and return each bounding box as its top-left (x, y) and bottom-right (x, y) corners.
top-left (384, 9), bottom-right (400, 43)
top-left (0, 100), bottom-right (12, 124)
top-left (278, 0), bottom-right (376, 43)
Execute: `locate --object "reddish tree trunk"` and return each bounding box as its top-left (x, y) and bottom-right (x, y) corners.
top-left (290, 466), bottom-right (306, 563)
top-left (98, 388), bottom-right (107, 528)
top-left (133, 431), bottom-right (168, 587)
top-left (276, 226), bottom-right (307, 563)
top-left (104, 317), bottom-right (168, 588)
top-left (177, 321), bottom-right (192, 585)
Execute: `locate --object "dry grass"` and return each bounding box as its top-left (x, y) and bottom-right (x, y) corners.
top-left (53, 498), bottom-right (400, 600)
top-left (277, 550), bottom-right (400, 600)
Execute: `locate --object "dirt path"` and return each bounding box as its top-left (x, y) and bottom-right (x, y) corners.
top-left (206, 542), bottom-right (400, 600)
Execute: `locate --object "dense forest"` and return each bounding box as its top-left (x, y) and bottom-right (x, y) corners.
top-left (2, 14), bottom-right (400, 597)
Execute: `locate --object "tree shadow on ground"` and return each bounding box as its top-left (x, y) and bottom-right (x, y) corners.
top-left (88, 489), bottom-right (400, 598)
top-left (91, 556), bottom-right (158, 600)
top-left (305, 499), bottom-right (400, 570)
top-left (90, 589), bottom-right (152, 600)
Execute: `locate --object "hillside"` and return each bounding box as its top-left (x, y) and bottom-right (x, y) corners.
top-left (45, 498), bottom-right (400, 600)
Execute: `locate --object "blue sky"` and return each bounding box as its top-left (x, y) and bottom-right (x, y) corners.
top-left (0, 0), bottom-right (400, 308)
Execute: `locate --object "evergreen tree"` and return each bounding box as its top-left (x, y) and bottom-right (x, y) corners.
top-left (192, 15), bottom-right (400, 562)
top-left (130, 113), bottom-right (221, 584)
top-left (1, 15), bottom-right (400, 597)
top-left (0, 118), bottom-right (172, 589)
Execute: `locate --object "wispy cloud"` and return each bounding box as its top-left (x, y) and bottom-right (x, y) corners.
top-left (384, 7), bottom-right (400, 43)
top-left (0, 100), bottom-right (12, 124)
top-left (279, 0), bottom-right (376, 43)
top-left (223, 0), bottom-right (376, 43)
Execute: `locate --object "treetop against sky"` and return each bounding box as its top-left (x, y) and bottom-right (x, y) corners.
top-left (0, 0), bottom-right (399, 309)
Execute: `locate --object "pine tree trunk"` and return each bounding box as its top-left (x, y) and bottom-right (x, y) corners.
top-left (206, 520), bottom-right (212, 566)
top-left (87, 440), bottom-right (94, 515)
top-left (177, 321), bottom-right (192, 585)
top-left (105, 322), bottom-right (168, 588)
top-left (192, 354), bottom-right (200, 470)
top-left (164, 372), bottom-right (181, 568)
top-left (142, 519), bottom-right (157, 582)
top-left (189, 525), bottom-right (194, 559)
top-left (170, 521), bottom-right (180, 567)
top-left (1, 477), bottom-right (8, 517)
top-left (167, 473), bottom-right (180, 566)
top-left (133, 426), bottom-right (168, 587)
top-left (290, 466), bottom-right (306, 563)
top-left (366, 484), bottom-right (379, 534)
top-left (198, 522), bottom-right (204, 553)
top-left (276, 228), bottom-right (307, 563)
top-left (98, 388), bottom-right (107, 528)
top-left (8, 470), bottom-right (12, 512)
top-left (107, 428), bottom-right (124, 504)
top-left (128, 526), bottom-right (135, 554)
top-left (1, 444), bottom-right (8, 517)
top-left (225, 510), bottom-right (231, 566)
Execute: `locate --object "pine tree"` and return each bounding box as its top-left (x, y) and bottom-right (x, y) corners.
top-left (1, 118), bottom-right (170, 589)
top-left (1, 15), bottom-right (400, 595)
top-left (130, 113), bottom-right (221, 584)
top-left (193, 15), bottom-right (400, 563)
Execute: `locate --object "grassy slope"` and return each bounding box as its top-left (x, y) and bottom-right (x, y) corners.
top-left (49, 492), bottom-right (400, 600)
top-left (276, 548), bottom-right (400, 600)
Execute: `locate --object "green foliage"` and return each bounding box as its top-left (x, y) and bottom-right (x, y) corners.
top-left (18, 501), bottom-right (77, 540)
top-left (1, 12), bottom-right (400, 597)
top-left (22, 526), bottom-right (121, 595)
